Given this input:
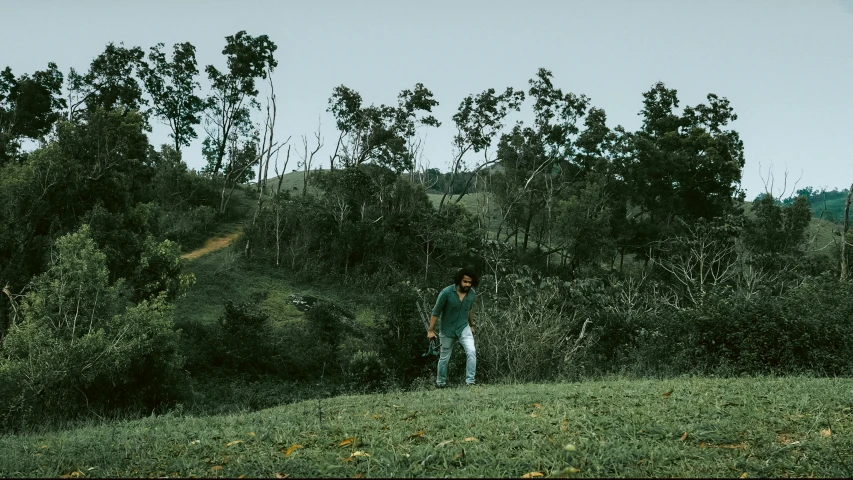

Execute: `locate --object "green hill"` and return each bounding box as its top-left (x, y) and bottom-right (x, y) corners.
top-left (809, 195), bottom-right (849, 224)
top-left (256, 169), bottom-right (308, 194)
top-left (2, 377), bottom-right (851, 478)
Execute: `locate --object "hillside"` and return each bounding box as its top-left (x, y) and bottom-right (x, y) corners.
top-left (1, 377), bottom-right (851, 477)
top-left (259, 170), bottom-right (311, 195)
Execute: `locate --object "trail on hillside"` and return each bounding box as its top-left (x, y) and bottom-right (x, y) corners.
top-left (180, 226), bottom-right (244, 260)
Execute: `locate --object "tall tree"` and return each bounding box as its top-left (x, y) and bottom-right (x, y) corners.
top-left (139, 42), bottom-right (204, 153)
top-left (438, 86), bottom-right (524, 211)
top-left (0, 63), bottom-right (66, 164)
top-left (202, 30), bottom-right (277, 174)
top-left (327, 83), bottom-right (439, 172)
top-left (67, 43), bottom-right (147, 122)
top-left (616, 83), bottom-right (745, 259)
top-left (842, 183), bottom-right (853, 280)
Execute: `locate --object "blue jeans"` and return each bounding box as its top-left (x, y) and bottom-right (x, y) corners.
top-left (436, 325), bottom-right (476, 386)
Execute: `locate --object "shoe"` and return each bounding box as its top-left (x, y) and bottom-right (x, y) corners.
top-left (465, 382), bottom-right (476, 386)
top-left (436, 383), bottom-right (448, 389)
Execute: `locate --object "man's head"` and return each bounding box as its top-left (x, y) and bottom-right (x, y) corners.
top-left (454, 267), bottom-right (478, 293)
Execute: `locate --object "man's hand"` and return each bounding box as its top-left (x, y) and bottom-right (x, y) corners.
top-left (427, 330), bottom-right (436, 340)
top-left (470, 326), bottom-right (475, 335)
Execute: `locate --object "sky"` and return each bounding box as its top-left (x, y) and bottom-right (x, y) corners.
top-left (2, 0), bottom-right (852, 198)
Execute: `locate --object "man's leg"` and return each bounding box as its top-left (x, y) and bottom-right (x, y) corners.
top-left (436, 331), bottom-right (455, 387)
top-left (459, 325), bottom-right (477, 385)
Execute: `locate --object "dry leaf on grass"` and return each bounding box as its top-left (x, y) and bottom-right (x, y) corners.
top-left (247, 432), bottom-right (256, 436)
top-left (680, 432), bottom-right (688, 441)
top-left (338, 437), bottom-right (355, 447)
top-left (661, 390), bottom-right (673, 398)
top-left (740, 473), bottom-right (748, 478)
top-left (275, 474), bottom-right (290, 479)
top-left (343, 451), bottom-right (370, 462)
top-left (530, 413), bottom-right (539, 418)
top-left (464, 437), bottom-right (479, 442)
top-left (521, 472), bottom-right (544, 478)
top-left (437, 440), bottom-right (454, 448)
top-left (453, 449), bottom-right (466, 461)
top-left (821, 428), bottom-right (832, 437)
top-left (282, 444), bottom-right (303, 457)
top-left (225, 440), bottom-right (242, 447)
top-left (533, 403), bottom-right (543, 409)
top-left (409, 429), bottom-right (425, 439)
top-left (211, 466), bottom-right (223, 471)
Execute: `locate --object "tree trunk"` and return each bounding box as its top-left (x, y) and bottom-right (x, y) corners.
top-left (841, 183), bottom-right (853, 280)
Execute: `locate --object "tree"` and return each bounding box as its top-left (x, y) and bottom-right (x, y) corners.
top-left (271, 146), bottom-right (293, 267)
top-left (327, 83), bottom-right (439, 172)
top-left (489, 69), bottom-right (597, 258)
top-left (139, 42), bottom-right (204, 153)
top-left (67, 43), bottom-right (147, 122)
top-left (616, 83), bottom-right (745, 260)
top-left (298, 118), bottom-right (323, 196)
top-left (841, 182), bottom-right (853, 280)
top-left (0, 63), bottom-right (66, 164)
top-left (202, 31), bottom-right (278, 174)
top-left (438, 86), bottom-right (524, 211)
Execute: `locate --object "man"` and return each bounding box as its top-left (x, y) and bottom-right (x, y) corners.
top-left (427, 268), bottom-right (478, 387)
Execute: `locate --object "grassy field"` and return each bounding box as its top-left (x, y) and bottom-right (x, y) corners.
top-left (174, 244), bottom-right (378, 329)
top-left (2, 376), bottom-right (852, 477)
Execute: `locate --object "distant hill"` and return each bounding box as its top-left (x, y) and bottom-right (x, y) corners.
top-left (752, 189), bottom-right (850, 225)
top-left (254, 170), bottom-right (308, 194)
top-left (807, 194), bottom-right (849, 224)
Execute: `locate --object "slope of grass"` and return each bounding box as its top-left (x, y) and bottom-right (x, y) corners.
top-left (807, 194), bottom-right (849, 225)
top-left (175, 244), bottom-right (377, 329)
top-left (2, 376), bottom-right (852, 478)
top-left (261, 170), bottom-right (310, 195)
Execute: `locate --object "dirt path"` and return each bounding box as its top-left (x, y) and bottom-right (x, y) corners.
top-left (180, 226), bottom-right (244, 260)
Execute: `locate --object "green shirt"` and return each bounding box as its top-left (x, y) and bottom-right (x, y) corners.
top-left (431, 284), bottom-right (476, 335)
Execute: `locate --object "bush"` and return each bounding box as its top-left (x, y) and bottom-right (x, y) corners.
top-left (476, 274), bottom-right (595, 384)
top-left (584, 274), bottom-right (853, 377)
top-left (347, 350), bottom-right (387, 392)
top-left (0, 226), bottom-right (184, 432)
top-left (375, 284), bottom-right (437, 386)
top-left (214, 300), bottom-right (275, 376)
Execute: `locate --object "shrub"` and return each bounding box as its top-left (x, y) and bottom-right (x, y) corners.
top-left (0, 226), bottom-right (184, 432)
top-left (476, 274), bottom-right (594, 384)
top-left (347, 350), bottom-right (387, 392)
top-left (214, 300), bottom-right (274, 376)
top-left (375, 284), bottom-right (437, 386)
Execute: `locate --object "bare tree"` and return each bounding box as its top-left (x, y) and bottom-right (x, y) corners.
top-left (758, 161), bottom-right (803, 201)
top-left (245, 71), bottom-right (290, 257)
top-left (842, 182), bottom-right (853, 280)
top-left (298, 117), bottom-right (323, 196)
top-left (651, 218), bottom-right (739, 307)
top-left (272, 146), bottom-right (292, 266)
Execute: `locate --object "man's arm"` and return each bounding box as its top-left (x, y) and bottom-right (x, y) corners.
top-left (428, 290), bottom-right (446, 339)
top-left (468, 307), bottom-right (475, 334)
top-left (427, 315), bottom-right (439, 339)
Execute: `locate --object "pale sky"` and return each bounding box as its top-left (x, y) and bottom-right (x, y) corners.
top-left (3, 0), bottom-right (852, 198)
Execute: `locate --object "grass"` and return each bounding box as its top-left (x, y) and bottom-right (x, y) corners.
top-left (174, 241), bottom-right (378, 329)
top-left (2, 376), bottom-right (852, 477)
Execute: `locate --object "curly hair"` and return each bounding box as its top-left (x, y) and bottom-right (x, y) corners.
top-left (454, 267), bottom-right (479, 288)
